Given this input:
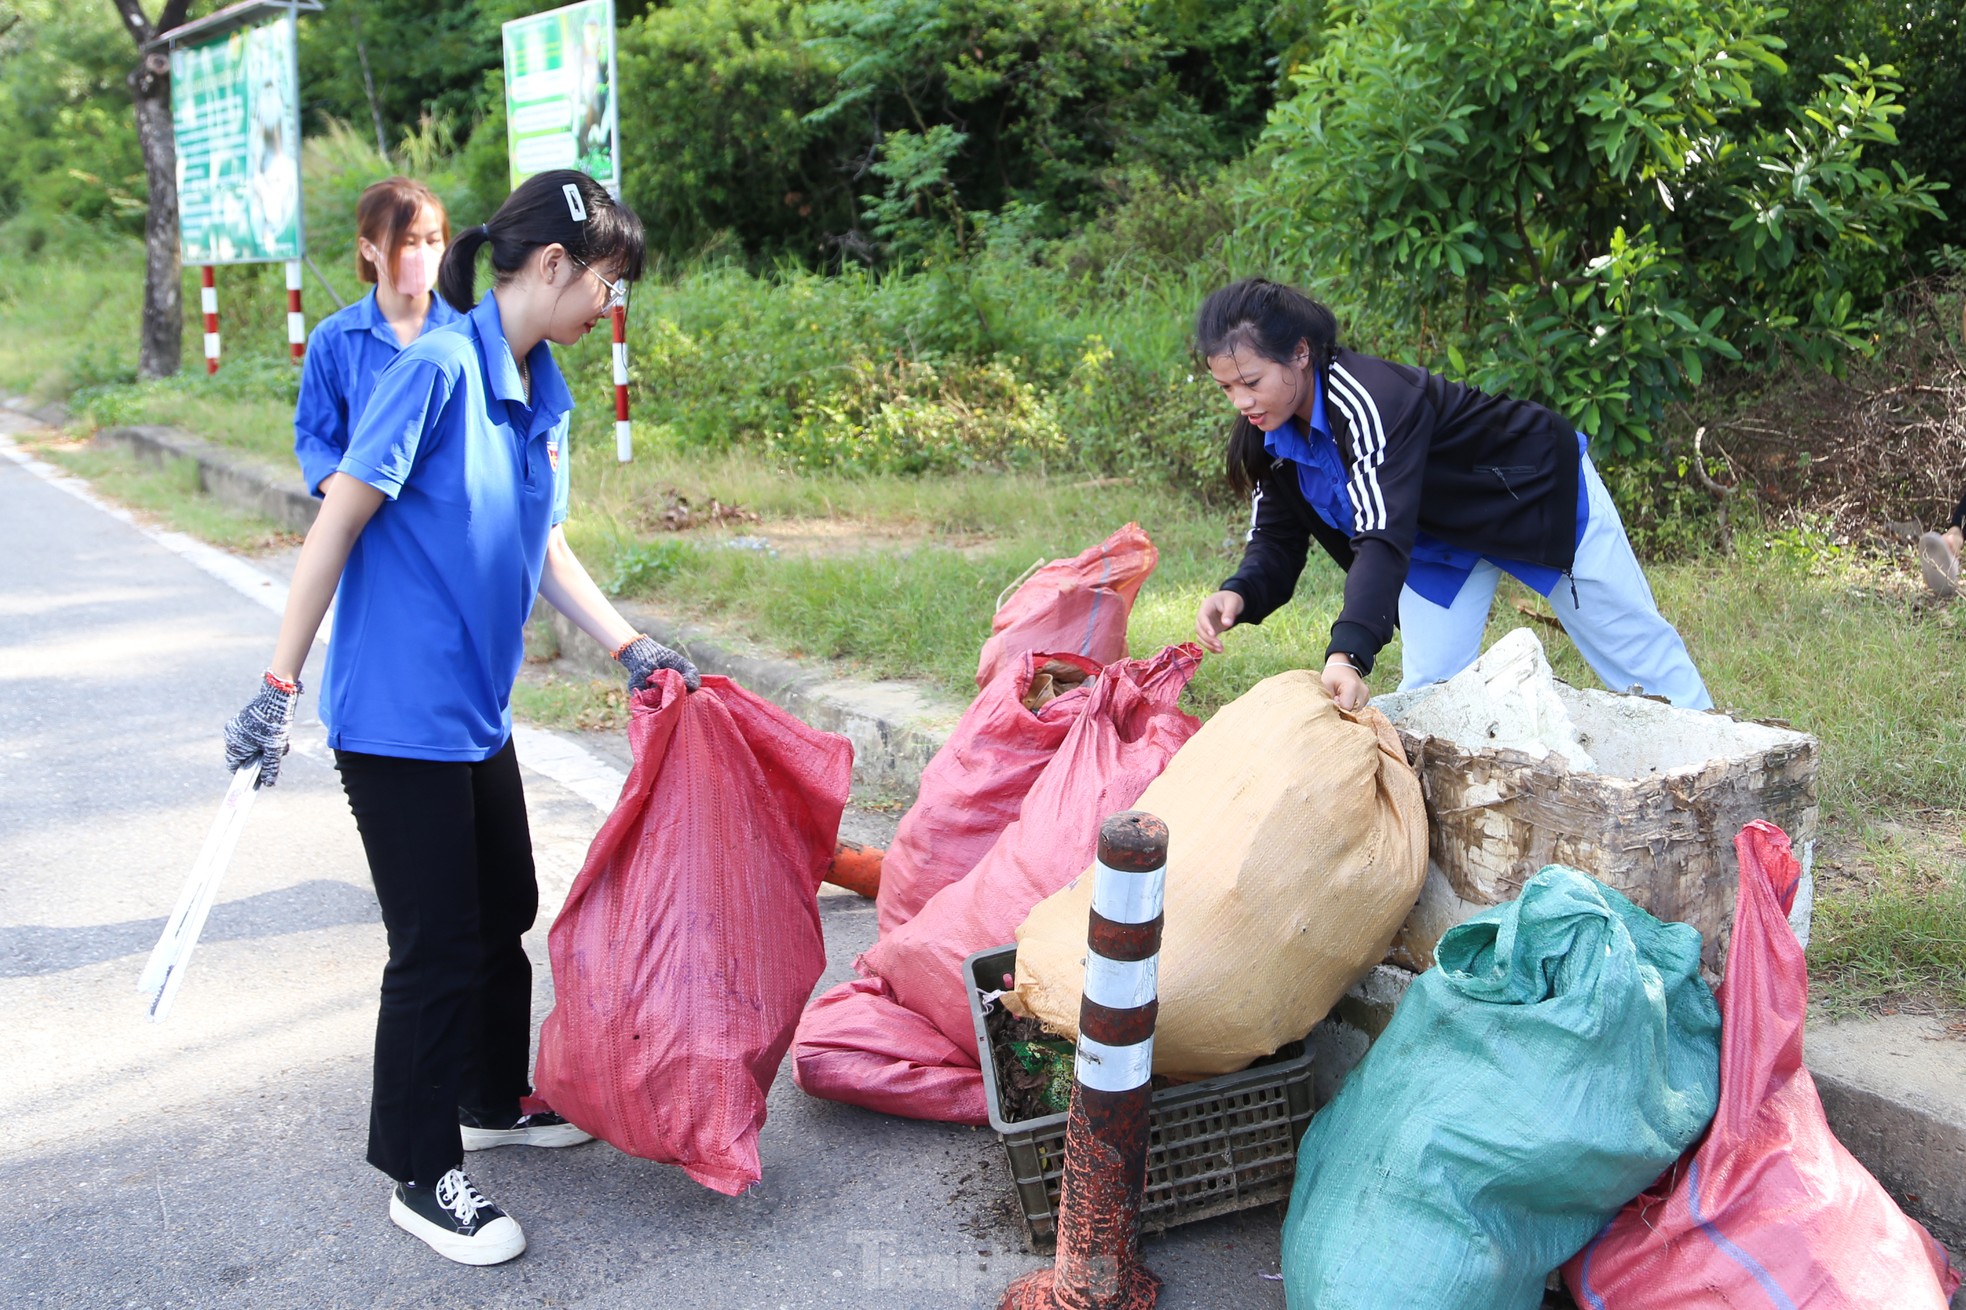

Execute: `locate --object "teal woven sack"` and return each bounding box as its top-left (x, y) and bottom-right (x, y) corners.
top-left (1281, 866), bottom-right (1721, 1309)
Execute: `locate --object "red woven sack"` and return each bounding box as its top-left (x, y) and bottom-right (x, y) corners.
top-left (974, 524), bottom-right (1157, 690)
top-left (1564, 820), bottom-right (1962, 1307)
top-left (790, 975), bottom-right (989, 1124)
top-left (533, 672), bottom-right (852, 1195)
top-left (859, 644), bottom-right (1203, 1061)
top-left (875, 651), bottom-right (1103, 936)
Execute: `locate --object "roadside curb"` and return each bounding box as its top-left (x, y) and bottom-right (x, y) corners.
top-left (537, 604), bottom-right (959, 795)
top-left (0, 401), bottom-right (965, 794)
top-left (1809, 1015), bottom-right (1966, 1255)
top-left (0, 395), bottom-right (68, 428)
top-left (100, 423), bottom-right (323, 535)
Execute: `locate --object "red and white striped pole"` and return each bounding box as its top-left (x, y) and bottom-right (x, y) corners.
top-left (285, 259), bottom-right (305, 363)
top-left (611, 303), bottom-right (631, 461)
top-left (200, 266), bottom-right (219, 375)
top-left (1000, 811), bottom-right (1166, 1310)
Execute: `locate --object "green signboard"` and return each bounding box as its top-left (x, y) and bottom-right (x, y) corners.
top-left (170, 10), bottom-right (303, 264)
top-left (503, 0), bottom-right (620, 194)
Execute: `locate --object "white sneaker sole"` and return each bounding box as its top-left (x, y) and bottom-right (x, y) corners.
top-left (389, 1194), bottom-right (527, 1266)
top-left (461, 1121), bottom-right (595, 1151)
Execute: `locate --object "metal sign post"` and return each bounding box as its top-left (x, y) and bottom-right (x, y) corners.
top-left (148, 0), bottom-right (320, 366)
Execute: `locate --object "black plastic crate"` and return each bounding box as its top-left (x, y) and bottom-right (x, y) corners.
top-left (966, 945), bottom-right (1316, 1253)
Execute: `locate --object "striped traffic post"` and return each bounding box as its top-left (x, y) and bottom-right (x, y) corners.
top-left (200, 266), bottom-right (219, 375)
top-left (611, 304), bottom-right (631, 461)
top-left (1000, 810), bottom-right (1165, 1310)
top-left (285, 259), bottom-right (305, 363)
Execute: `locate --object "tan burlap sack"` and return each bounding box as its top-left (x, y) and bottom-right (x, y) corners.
top-left (1007, 671), bottom-right (1428, 1077)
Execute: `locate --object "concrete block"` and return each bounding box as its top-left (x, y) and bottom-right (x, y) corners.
top-left (1808, 1015), bottom-right (1966, 1253)
top-left (1376, 663), bottom-right (1818, 979)
top-left (98, 425), bottom-right (319, 534)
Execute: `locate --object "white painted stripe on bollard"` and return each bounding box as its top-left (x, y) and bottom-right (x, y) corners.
top-left (285, 259), bottom-right (303, 291)
top-left (204, 333), bottom-right (221, 359)
top-left (612, 342), bottom-right (629, 386)
top-left (1090, 859), bottom-right (1165, 925)
top-left (201, 287), bottom-right (218, 315)
top-left (615, 419), bottom-right (633, 461)
top-left (287, 312), bottom-right (306, 344)
top-left (1083, 951), bottom-right (1159, 1011)
top-left (1075, 1034), bottom-right (1154, 1093)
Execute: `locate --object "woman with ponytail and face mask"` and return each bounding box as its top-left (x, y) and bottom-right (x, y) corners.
top-left (224, 170), bottom-right (699, 1267)
top-left (293, 177), bottom-right (462, 496)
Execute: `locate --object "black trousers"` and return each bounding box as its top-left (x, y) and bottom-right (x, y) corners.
top-left (335, 737), bottom-right (538, 1187)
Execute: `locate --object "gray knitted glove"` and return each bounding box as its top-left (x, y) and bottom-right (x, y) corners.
top-left (224, 673), bottom-right (301, 787)
top-left (616, 634), bottom-right (700, 693)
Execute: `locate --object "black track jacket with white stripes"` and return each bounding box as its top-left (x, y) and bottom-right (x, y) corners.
top-left (1219, 348), bottom-right (1582, 676)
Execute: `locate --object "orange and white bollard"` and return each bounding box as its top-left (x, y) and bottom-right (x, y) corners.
top-left (1000, 810), bottom-right (1165, 1310)
top-left (201, 266), bottom-right (219, 375)
top-left (285, 259), bottom-right (305, 363)
top-left (611, 303), bottom-right (631, 461)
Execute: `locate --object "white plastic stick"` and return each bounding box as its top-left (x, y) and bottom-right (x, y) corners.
top-left (139, 762), bottom-right (260, 1021)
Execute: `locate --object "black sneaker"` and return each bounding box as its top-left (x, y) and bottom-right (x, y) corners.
top-left (459, 1105), bottom-right (594, 1151)
top-left (389, 1168), bottom-right (526, 1266)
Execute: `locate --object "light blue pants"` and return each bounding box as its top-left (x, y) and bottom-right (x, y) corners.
top-left (1396, 456), bottom-right (1713, 709)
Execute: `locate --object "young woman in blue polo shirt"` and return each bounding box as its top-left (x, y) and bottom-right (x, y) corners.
top-left (222, 169), bottom-right (698, 1267)
top-left (1191, 278), bottom-right (1710, 713)
top-left (294, 176), bottom-right (461, 495)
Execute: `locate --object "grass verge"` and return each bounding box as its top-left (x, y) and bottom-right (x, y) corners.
top-left (27, 434), bottom-right (298, 554)
top-left (1810, 822), bottom-right (1966, 1019)
top-left (508, 675), bottom-right (632, 734)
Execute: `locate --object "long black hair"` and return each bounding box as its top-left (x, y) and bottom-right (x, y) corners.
top-left (1194, 279), bottom-right (1342, 496)
top-left (438, 169), bottom-right (645, 313)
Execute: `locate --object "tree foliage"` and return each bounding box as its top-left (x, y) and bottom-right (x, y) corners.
top-left (613, 0), bottom-right (854, 264)
top-left (1245, 0), bottom-right (1946, 453)
top-left (1757, 0), bottom-right (1966, 247)
top-left (0, 1), bottom-right (146, 236)
top-left (599, 0), bottom-right (1283, 265)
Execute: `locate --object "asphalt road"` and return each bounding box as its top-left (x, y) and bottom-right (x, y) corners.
top-left (0, 427), bottom-right (1289, 1310)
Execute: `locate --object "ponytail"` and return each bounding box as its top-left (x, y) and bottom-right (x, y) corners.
top-left (1196, 278), bottom-right (1341, 496)
top-left (438, 169), bottom-right (645, 313)
top-left (438, 224), bottom-right (493, 311)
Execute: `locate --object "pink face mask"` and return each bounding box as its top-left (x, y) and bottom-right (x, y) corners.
top-left (387, 245), bottom-right (443, 299)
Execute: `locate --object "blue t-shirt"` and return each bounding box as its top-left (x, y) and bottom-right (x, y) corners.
top-left (322, 292), bottom-right (574, 762)
top-left (293, 289), bottom-right (462, 495)
top-left (1264, 374), bottom-right (1590, 608)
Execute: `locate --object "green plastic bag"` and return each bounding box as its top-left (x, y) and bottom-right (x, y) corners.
top-left (1282, 866), bottom-right (1721, 1309)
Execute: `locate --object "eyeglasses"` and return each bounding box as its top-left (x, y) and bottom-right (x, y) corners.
top-left (569, 254), bottom-right (628, 311)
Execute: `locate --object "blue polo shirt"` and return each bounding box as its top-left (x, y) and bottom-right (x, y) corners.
top-left (321, 292), bottom-right (574, 762)
top-left (293, 288), bottom-right (462, 495)
top-left (1264, 373), bottom-right (1590, 608)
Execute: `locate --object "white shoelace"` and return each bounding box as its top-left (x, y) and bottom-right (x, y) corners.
top-left (433, 1169), bottom-right (489, 1225)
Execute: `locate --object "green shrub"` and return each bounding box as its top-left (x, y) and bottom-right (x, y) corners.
top-left (769, 354), bottom-right (1067, 474)
top-left (1756, 0), bottom-right (1966, 250)
top-left (808, 0), bottom-right (1241, 257)
top-left (616, 0), bottom-right (856, 264)
top-left (1245, 0), bottom-right (1946, 455)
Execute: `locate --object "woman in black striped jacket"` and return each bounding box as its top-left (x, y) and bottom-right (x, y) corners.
top-left (1190, 278), bottom-right (1710, 712)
